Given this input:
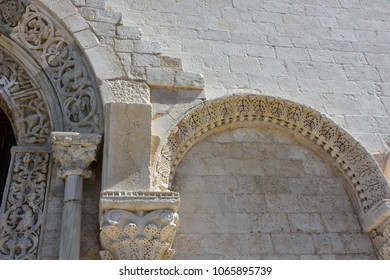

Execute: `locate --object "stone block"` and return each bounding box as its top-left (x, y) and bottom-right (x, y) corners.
top-left (229, 56), bottom-right (261, 74)
top-left (175, 71), bottom-right (205, 89)
top-left (288, 213), bottom-right (325, 233)
top-left (327, 80), bottom-right (360, 94)
top-left (250, 213), bottom-right (290, 233)
top-left (135, 40), bottom-right (162, 54)
top-left (321, 213), bottom-right (362, 233)
top-left (95, 9), bottom-right (122, 24)
top-left (39, 0), bottom-right (77, 19)
top-left (340, 234), bottom-right (376, 254)
top-left (146, 68), bottom-right (175, 87)
top-left (63, 13), bottom-right (89, 33)
top-left (85, 45), bottom-right (125, 80)
top-left (89, 21), bottom-right (116, 37)
top-left (215, 212), bottom-right (251, 233)
top-left (308, 49), bottom-right (334, 62)
top-left (272, 233), bottom-right (315, 255)
top-left (238, 234), bottom-right (274, 255)
top-left (260, 58), bottom-right (288, 77)
top-left (114, 39), bottom-right (134, 52)
top-left (102, 103), bottom-right (152, 192)
top-left (124, 66), bottom-right (147, 80)
top-left (266, 194), bottom-right (302, 213)
top-left (332, 29), bottom-right (357, 42)
top-left (74, 29), bottom-right (99, 49)
top-left (85, 0), bottom-right (105, 9)
top-left (133, 54), bottom-right (161, 67)
top-left (116, 25), bottom-right (142, 40)
top-left (100, 80), bottom-right (150, 104)
top-left (312, 233), bottom-right (345, 254)
top-left (117, 52), bottom-right (132, 66)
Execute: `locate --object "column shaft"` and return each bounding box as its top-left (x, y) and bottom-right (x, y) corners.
top-left (59, 175), bottom-right (83, 260)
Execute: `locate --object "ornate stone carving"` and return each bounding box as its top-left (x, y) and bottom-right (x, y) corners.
top-left (153, 94), bottom-right (390, 214)
top-left (50, 132), bottom-right (101, 179)
top-left (6, 3), bottom-right (102, 133)
top-left (0, 48), bottom-right (51, 145)
top-left (372, 223), bottom-right (390, 260)
top-left (0, 149), bottom-right (50, 260)
top-left (0, 0), bottom-right (27, 29)
top-left (100, 209), bottom-right (179, 260)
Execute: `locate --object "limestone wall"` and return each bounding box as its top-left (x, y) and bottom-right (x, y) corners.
top-left (172, 127), bottom-right (376, 259)
top-left (104, 0), bottom-right (390, 157)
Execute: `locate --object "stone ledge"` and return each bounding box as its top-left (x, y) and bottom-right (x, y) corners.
top-left (100, 191), bottom-right (180, 212)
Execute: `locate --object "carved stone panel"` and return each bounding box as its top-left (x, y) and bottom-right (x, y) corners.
top-left (9, 4), bottom-right (103, 133)
top-left (0, 147), bottom-right (50, 260)
top-left (0, 48), bottom-right (51, 145)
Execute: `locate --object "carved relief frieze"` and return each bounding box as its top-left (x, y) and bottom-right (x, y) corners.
top-left (0, 148), bottom-right (50, 260)
top-left (0, 49), bottom-right (51, 145)
top-left (0, 0), bottom-right (27, 29)
top-left (153, 95), bottom-right (390, 215)
top-left (9, 4), bottom-right (102, 133)
top-left (0, 49), bottom-right (33, 94)
top-left (100, 209), bottom-right (179, 260)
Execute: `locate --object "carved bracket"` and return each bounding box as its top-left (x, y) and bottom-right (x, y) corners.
top-left (99, 191), bottom-right (180, 260)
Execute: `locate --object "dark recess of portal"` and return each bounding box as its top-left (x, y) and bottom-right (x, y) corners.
top-left (0, 108), bottom-right (16, 208)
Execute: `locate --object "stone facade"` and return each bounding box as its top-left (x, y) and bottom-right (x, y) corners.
top-left (0, 0), bottom-right (390, 260)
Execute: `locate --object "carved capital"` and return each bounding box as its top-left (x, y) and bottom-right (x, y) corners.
top-left (99, 191), bottom-right (180, 260)
top-left (372, 221), bottom-right (390, 260)
top-left (100, 209), bottom-right (179, 260)
top-left (50, 132), bottom-right (101, 179)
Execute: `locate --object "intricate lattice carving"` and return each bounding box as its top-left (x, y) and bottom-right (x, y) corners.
top-left (0, 49), bottom-right (51, 145)
top-left (153, 94), bottom-right (390, 214)
top-left (0, 149), bottom-right (50, 260)
top-left (8, 4), bottom-right (102, 133)
top-left (100, 209), bottom-right (179, 260)
top-left (50, 132), bottom-right (101, 179)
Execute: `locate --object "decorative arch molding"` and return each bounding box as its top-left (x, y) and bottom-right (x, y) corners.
top-left (0, 0), bottom-right (103, 259)
top-left (153, 94), bottom-right (390, 233)
top-left (0, 0), bottom-right (103, 135)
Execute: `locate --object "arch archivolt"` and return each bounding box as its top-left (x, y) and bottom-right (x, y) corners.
top-left (1, 1), bottom-right (103, 136)
top-left (153, 94), bottom-right (390, 236)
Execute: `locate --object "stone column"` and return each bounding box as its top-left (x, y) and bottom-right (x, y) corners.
top-left (50, 132), bottom-right (101, 260)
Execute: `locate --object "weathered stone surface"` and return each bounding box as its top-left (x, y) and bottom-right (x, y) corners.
top-left (102, 103), bottom-right (152, 192)
top-left (100, 80), bottom-right (150, 104)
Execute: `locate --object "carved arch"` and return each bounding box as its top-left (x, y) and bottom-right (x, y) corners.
top-left (0, 0), bottom-right (104, 259)
top-left (0, 0), bottom-right (103, 137)
top-left (153, 94), bottom-right (390, 232)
